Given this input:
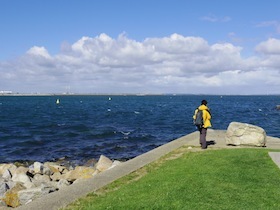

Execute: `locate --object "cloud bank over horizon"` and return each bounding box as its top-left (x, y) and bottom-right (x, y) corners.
top-left (1, 33), bottom-right (280, 95)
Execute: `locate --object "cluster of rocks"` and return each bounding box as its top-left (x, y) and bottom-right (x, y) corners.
top-left (0, 155), bottom-right (122, 208)
top-left (225, 122), bottom-right (266, 147)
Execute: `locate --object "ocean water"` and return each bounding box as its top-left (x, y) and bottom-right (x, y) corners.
top-left (0, 95), bottom-right (279, 164)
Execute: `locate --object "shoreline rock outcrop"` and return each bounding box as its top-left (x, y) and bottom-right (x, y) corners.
top-left (0, 155), bottom-right (122, 208)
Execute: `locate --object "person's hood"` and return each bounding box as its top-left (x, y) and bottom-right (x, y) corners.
top-left (198, 104), bottom-right (208, 110)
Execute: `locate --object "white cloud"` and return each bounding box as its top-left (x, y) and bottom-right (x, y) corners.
top-left (256, 21), bottom-right (280, 34)
top-left (70, 33), bottom-right (157, 67)
top-left (27, 46), bottom-right (51, 58)
top-left (200, 14), bottom-right (231, 23)
top-left (255, 38), bottom-right (280, 54)
top-left (0, 33), bottom-right (280, 94)
top-left (144, 34), bottom-right (209, 54)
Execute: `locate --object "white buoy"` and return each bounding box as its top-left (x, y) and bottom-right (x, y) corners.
top-left (109, 97), bottom-right (111, 101)
top-left (56, 99), bottom-right (60, 104)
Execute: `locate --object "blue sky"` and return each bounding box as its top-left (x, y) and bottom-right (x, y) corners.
top-left (0, 0), bottom-right (280, 94)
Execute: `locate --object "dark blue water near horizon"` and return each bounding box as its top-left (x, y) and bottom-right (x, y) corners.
top-left (0, 95), bottom-right (279, 164)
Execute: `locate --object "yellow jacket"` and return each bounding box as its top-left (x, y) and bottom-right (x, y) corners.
top-left (193, 104), bottom-right (212, 128)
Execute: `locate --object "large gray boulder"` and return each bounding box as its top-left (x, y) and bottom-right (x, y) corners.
top-left (225, 122), bottom-right (266, 147)
top-left (0, 180), bottom-right (9, 197)
top-left (63, 166), bottom-right (95, 182)
top-left (18, 184), bottom-right (57, 205)
top-left (2, 169), bottom-right (12, 180)
top-left (96, 155), bottom-right (113, 172)
top-left (0, 164), bottom-right (17, 176)
top-left (12, 173), bottom-right (34, 189)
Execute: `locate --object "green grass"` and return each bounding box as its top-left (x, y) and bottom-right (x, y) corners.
top-left (62, 148), bottom-right (280, 210)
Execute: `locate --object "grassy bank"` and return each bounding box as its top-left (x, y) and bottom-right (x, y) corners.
top-left (63, 148), bottom-right (280, 210)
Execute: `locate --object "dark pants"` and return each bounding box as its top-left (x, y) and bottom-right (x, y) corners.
top-left (198, 127), bottom-right (207, 149)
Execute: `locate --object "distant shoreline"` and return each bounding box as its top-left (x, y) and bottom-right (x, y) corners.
top-left (0, 93), bottom-right (279, 97)
top-left (0, 93), bottom-right (167, 96)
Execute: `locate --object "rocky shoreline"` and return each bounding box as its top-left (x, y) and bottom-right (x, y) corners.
top-left (0, 155), bottom-right (122, 208)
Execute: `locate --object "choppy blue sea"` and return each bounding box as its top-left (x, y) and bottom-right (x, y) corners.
top-left (0, 95), bottom-right (279, 164)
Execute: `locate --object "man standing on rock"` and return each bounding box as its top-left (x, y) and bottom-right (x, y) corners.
top-left (193, 100), bottom-right (212, 149)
